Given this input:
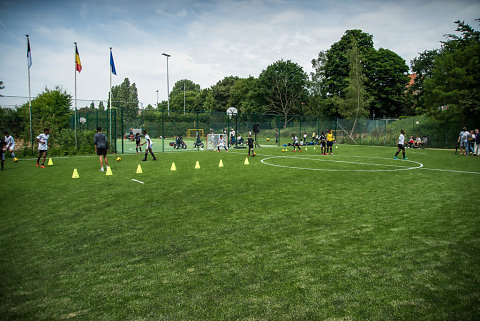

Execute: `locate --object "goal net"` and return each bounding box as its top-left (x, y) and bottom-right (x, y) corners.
top-left (186, 129), bottom-right (204, 138)
top-left (206, 134), bottom-right (227, 150)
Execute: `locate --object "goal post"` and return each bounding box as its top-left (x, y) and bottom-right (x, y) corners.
top-left (186, 129), bottom-right (204, 138)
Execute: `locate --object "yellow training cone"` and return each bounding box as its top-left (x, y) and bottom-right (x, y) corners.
top-left (171, 162), bottom-right (176, 171)
top-left (244, 157), bottom-right (249, 165)
top-left (219, 159), bottom-right (224, 167)
top-left (72, 168), bottom-right (79, 179)
top-left (136, 164), bottom-right (143, 174)
top-left (47, 158), bottom-right (53, 166)
top-left (314, 147), bottom-right (316, 150)
top-left (106, 166), bottom-right (113, 176)
top-left (195, 161), bottom-right (200, 169)
top-left (306, 147), bottom-right (308, 151)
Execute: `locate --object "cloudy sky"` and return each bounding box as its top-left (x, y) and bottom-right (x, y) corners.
top-left (0, 0), bottom-right (478, 108)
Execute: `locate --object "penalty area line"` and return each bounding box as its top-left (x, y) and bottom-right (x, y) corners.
top-left (131, 179), bottom-right (144, 184)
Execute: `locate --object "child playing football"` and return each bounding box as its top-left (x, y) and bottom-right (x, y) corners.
top-left (394, 129), bottom-right (408, 160)
top-left (247, 134), bottom-right (255, 157)
top-left (218, 135), bottom-right (228, 152)
top-left (141, 130), bottom-right (157, 161)
top-left (4, 131), bottom-right (15, 159)
top-left (36, 128), bottom-right (50, 168)
top-left (94, 127), bottom-right (109, 171)
top-left (319, 131), bottom-right (327, 155)
top-left (135, 132), bottom-right (142, 154)
top-left (292, 133), bottom-right (301, 152)
top-left (326, 129), bottom-right (335, 155)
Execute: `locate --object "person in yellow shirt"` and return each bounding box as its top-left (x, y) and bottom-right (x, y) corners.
top-left (326, 129), bottom-right (335, 155)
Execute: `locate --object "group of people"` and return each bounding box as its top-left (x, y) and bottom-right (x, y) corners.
top-left (0, 131), bottom-right (16, 170)
top-left (457, 128), bottom-right (479, 156)
top-left (291, 129), bottom-right (336, 155)
top-left (406, 136), bottom-right (428, 149)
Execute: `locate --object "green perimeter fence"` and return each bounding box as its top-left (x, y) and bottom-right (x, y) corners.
top-left (68, 109), bottom-right (465, 153)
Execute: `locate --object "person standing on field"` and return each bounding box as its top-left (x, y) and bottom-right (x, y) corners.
top-left (326, 129), bottom-right (335, 155)
top-left (394, 129), bottom-right (408, 160)
top-left (4, 131), bottom-right (15, 159)
top-left (247, 134), bottom-right (255, 157)
top-left (0, 136), bottom-right (6, 170)
top-left (36, 128), bottom-right (50, 168)
top-left (457, 127), bottom-right (467, 155)
top-left (94, 127), bottom-right (109, 172)
top-left (141, 130), bottom-right (157, 161)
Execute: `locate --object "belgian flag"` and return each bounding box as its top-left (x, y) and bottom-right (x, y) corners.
top-left (75, 43), bottom-right (82, 73)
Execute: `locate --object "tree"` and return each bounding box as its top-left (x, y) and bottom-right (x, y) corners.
top-left (423, 20), bottom-right (480, 124)
top-left (365, 48), bottom-right (409, 117)
top-left (169, 79), bottom-right (202, 112)
top-left (18, 86), bottom-right (72, 134)
top-left (409, 49), bottom-right (439, 113)
top-left (338, 38), bottom-right (370, 135)
top-left (98, 101), bottom-right (105, 111)
top-left (227, 77), bottom-right (264, 114)
top-left (311, 29), bottom-right (409, 117)
top-left (208, 76), bottom-right (239, 111)
top-left (258, 60), bottom-right (308, 127)
top-left (108, 78), bottom-right (139, 120)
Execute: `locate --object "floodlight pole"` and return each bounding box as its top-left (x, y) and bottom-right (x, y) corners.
top-left (156, 90), bottom-right (159, 108)
top-left (162, 53), bottom-right (171, 116)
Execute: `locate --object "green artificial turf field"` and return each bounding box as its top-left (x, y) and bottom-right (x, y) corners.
top-left (1, 145), bottom-right (479, 320)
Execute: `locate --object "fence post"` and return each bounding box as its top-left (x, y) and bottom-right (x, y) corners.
top-left (299, 116), bottom-right (302, 142)
top-left (96, 108), bottom-right (98, 129)
top-left (121, 108), bottom-right (124, 154)
top-left (75, 107), bottom-right (78, 152)
top-left (196, 111), bottom-right (199, 150)
top-left (162, 111), bottom-right (165, 153)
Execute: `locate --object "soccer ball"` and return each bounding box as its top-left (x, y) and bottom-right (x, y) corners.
top-left (13, 158), bottom-right (18, 162)
top-left (116, 157), bottom-right (122, 162)
top-left (266, 138), bottom-right (270, 141)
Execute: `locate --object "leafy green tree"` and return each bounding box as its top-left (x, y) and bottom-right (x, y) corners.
top-left (338, 39), bottom-right (371, 128)
top-left (423, 20), bottom-right (480, 124)
top-left (365, 48), bottom-right (409, 117)
top-left (18, 86), bottom-right (72, 135)
top-left (258, 60), bottom-right (308, 127)
top-left (227, 77), bottom-right (264, 114)
top-left (98, 101), bottom-right (105, 111)
top-left (169, 79), bottom-right (202, 112)
top-left (108, 78), bottom-right (139, 121)
top-left (311, 29), bottom-right (409, 117)
top-left (207, 76), bottom-right (239, 111)
top-left (409, 49), bottom-right (439, 113)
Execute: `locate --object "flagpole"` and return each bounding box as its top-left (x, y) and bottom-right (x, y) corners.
top-left (74, 42), bottom-right (78, 151)
top-left (26, 35), bottom-right (33, 152)
top-left (109, 47), bottom-right (112, 149)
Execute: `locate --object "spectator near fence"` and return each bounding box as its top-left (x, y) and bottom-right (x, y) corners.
top-left (458, 127), bottom-right (467, 155)
top-left (466, 129), bottom-right (475, 156)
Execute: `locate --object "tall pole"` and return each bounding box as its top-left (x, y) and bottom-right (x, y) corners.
top-left (162, 53), bottom-right (170, 116)
top-left (109, 47), bottom-right (113, 148)
top-left (26, 35), bottom-right (33, 152)
top-left (74, 42), bottom-right (78, 151)
top-left (183, 80), bottom-right (186, 116)
top-left (156, 90), bottom-right (159, 108)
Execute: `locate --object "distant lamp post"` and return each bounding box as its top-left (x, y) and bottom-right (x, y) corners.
top-left (183, 80), bottom-right (186, 116)
top-left (156, 90), bottom-right (159, 109)
top-left (162, 53), bottom-right (171, 116)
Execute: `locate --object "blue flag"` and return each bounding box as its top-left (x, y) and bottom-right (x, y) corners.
top-left (27, 38), bottom-right (32, 69)
top-left (110, 50), bottom-right (116, 75)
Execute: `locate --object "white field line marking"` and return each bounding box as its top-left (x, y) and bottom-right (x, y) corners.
top-left (131, 179), bottom-right (144, 184)
top-left (419, 167), bottom-right (480, 175)
top-left (260, 156), bottom-right (422, 172)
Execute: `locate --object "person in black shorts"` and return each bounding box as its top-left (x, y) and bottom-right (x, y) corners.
top-left (135, 132), bottom-right (142, 154)
top-left (247, 134), bottom-right (255, 157)
top-left (94, 127), bottom-right (109, 171)
top-left (319, 131), bottom-right (327, 155)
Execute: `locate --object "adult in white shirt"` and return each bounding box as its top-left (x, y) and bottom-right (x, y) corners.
top-left (36, 128), bottom-right (50, 168)
top-left (394, 129), bottom-right (408, 160)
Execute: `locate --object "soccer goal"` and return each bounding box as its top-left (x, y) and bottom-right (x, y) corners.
top-left (186, 129), bottom-right (204, 138)
top-left (206, 134), bottom-right (227, 150)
